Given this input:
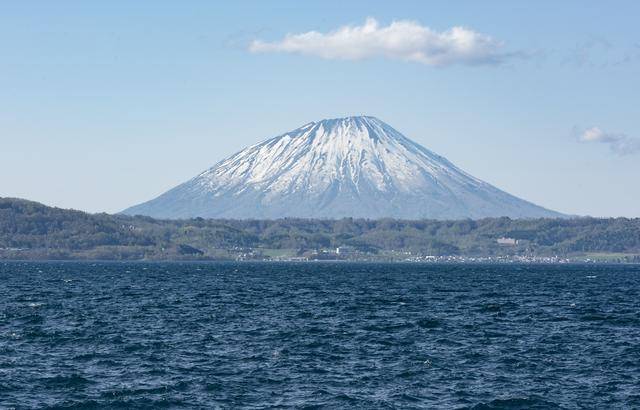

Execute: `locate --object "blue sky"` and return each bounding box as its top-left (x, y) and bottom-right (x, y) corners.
top-left (1, 1), bottom-right (639, 217)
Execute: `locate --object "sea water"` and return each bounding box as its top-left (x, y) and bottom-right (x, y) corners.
top-left (1, 262), bottom-right (639, 408)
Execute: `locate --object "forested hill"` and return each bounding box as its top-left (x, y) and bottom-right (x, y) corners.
top-left (1, 197), bottom-right (639, 261)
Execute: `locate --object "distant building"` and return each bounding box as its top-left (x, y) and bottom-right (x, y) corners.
top-left (497, 237), bottom-right (519, 246)
top-left (336, 246), bottom-right (354, 255)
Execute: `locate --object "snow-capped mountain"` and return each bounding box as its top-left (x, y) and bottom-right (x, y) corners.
top-left (122, 116), bottom-right (563, 219)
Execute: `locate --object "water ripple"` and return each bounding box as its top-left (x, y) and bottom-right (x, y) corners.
top-left (0, 262), bottom-right (638, 408)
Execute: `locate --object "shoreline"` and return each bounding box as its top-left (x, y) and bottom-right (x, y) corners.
top-left (1, 258), bottom-right (639, 265)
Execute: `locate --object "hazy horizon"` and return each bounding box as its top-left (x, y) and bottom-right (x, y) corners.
top-left (2, 1), bottom-right (639, 217)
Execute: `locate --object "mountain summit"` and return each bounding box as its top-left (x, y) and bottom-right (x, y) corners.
top-left (123, 116), bottom-right (562, 219)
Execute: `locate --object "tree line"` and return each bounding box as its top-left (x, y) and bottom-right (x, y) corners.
top-left (1, 197), bottom-right (639, 260)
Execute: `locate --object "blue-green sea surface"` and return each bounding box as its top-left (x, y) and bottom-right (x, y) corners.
top-left (1, 262), bottom-right (639, 409)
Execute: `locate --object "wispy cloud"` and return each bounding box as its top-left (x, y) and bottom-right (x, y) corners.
top-left (249, 18), bottom-right (514, 67)
top-left (564, 37), bottom-right (640, 68)
top-left (576, 126), bottom-right (640, 155)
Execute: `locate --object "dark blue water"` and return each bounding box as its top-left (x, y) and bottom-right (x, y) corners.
top-left (1, 262), bottom-right (639, 409)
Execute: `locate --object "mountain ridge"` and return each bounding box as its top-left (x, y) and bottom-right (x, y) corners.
top-left (123, 116), bottom-right (564, 220)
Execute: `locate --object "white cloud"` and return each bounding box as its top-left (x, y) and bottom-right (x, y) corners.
top-left (249, 18), bottom-right (512, 66)
top-left (578, 126), bottom-right (640, 155)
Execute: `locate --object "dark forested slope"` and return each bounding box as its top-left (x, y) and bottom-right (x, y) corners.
top-left (1, 198), bottom-right (639, 260)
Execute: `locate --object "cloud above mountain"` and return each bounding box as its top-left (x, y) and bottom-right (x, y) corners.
top-left (249, 18), bottom-right (512, 66)
top-left (578, 126), bottom-right (640, 155)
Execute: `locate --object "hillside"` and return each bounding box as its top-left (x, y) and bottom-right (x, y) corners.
top-left (1, 198), bottom-right (639, 261)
